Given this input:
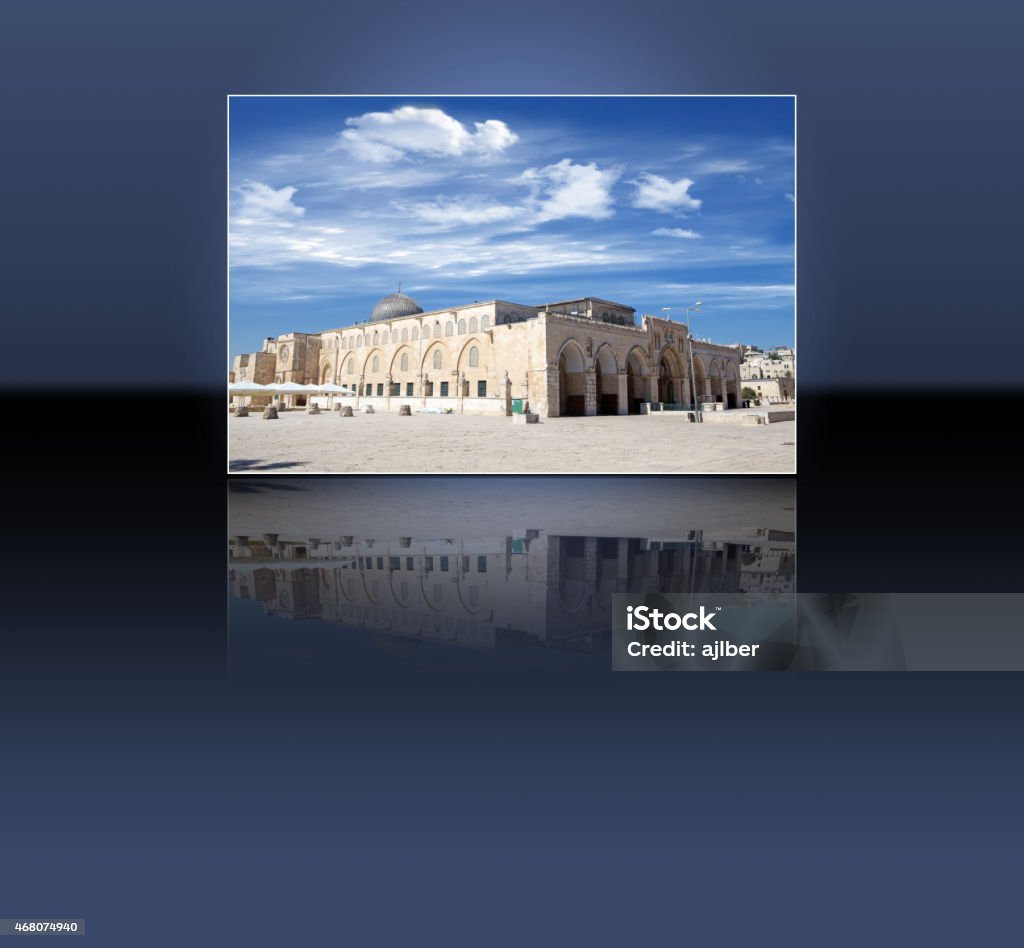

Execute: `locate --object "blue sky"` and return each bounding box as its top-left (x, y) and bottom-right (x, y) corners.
top-left (229, 96), bottom-right (794, 362)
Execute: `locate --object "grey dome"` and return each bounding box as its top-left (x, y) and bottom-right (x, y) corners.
top-left (369, 291), bottom-right (423, 323)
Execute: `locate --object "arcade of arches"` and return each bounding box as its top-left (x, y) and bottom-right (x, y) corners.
top-left (231, 293), bottom-right (743, 417)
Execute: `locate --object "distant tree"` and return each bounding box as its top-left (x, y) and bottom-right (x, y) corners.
top-left (742, 387), bottom-right (757, 401)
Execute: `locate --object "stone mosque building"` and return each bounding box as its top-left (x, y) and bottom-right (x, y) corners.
top-left (230, 290), bottom-right (744, 417)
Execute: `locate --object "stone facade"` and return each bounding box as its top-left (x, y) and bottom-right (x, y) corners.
top-left (231, 294), bottom-right (745, 417)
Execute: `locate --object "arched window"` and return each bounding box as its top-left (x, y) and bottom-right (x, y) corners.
top-left (445, 322), bottom-right (454, 337)
top-left (401, 328), bottom-right (408, 343)
top-left (372, 355), bottom-right (380, 373)
top-left (346, 358), bottom-right (353, 375)
top-left (434, 323), bottom-right (441, 339)
top-left (411, 327), bottom-right (419, 341)
top-left (481, 315), bottom-right (490, 330)
top-left (373, 332), bottom-right (379, 345)
top-left (357, 337), bottom-right (363, 347)
top-left (433, 349), bottom-right (442, 370)
top-left (469, 317), bottom-right (478, 333)
top-left (400, 353), bottom-right (409, 372)
top-left (468, 346), bottom-right (479, 368)
top-left (391, 330), bottom-right (398, 344)
top-left (458, 319), bottom-right (466, 335)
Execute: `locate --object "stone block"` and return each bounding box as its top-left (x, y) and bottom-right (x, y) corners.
top-left (398, 404), bottom-right (412, 416)
top-left (262, 405), bottom-right (279, 420)
top-left (340, 406), bottom-right (354, 417)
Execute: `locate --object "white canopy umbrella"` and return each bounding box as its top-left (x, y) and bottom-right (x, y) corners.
top-left (315, 381), bottom-right (356, 409)
top-left (228, 380), bottom-right (270, 407)
top-left (266, 380), bottom-right (318, 408)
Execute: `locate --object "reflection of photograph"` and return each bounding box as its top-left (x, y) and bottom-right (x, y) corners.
top-left (228, 477), bottom-right (796, 670)
top-left (228, 96), bottom-right (795, 474)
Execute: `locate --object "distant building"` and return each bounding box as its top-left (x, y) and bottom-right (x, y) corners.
top-left (744, 376), bottom-right (795, 404)
top-left (231, 291), bottom-right (744, 417)
top-left (740, 345), bottom-right (795, 382)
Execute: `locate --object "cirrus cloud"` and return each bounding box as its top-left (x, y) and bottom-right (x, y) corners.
top-left (652, 227), bottom-right (701, 239)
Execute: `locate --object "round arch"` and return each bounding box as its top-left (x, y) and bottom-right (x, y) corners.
top-left (594, 344), bottom-right (619, 415)
top-left (420, 342), bottom-right (448, 396)
top-left (361, 348), bottom-right (387, 398)
top-left (724, 360), bottom-right (740, 409)
top-left (706, 358), bottom-right (725, 404)
top-left (657, 346), bottom-right (686, 405)
top-left (388, 345), bottom-right (417, 377)
top-left (389, 345), bottom-right (418, 398)
top-left (361, 347), bottom-right (386, 377)
top-left (420, 341), bottom-right (448, 375)
top-left (625, 346), bottom-right (648, 414)
top-left (557, 339), bottom-right (587, 417)
top-left (456, 337), bottom-right (483, 372)
top-left (690, 354), bottom-right (707, 405)
top-left (455, 337), bottom-right (485, 397)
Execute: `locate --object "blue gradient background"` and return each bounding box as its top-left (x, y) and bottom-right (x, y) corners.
top-left (3, 0), bottom-right (1020, 387)
top-left (3, 3), bottom-right (1024, 946)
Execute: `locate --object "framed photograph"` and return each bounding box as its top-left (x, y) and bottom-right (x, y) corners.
top-left (228, 95), bottom-right (795, 473)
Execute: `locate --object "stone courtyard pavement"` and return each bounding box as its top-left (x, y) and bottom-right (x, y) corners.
top-left (229, 410), bottom-right (796, 474)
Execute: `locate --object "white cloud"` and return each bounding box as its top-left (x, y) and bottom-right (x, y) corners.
top-left (652, 227), bottom-right (701, 239)
top-left (631, 173), bottom-right (702, 213)
top-left (337, 106), bottom-right (518, 163)
top-left (695, 159), bottom-right (755, 174)
top-left (234, 181), bottom-right (305, 223)
top-left (785, 192), bottom-right (795, 203)
top-left (401, 158), bottom-right (620, 229)
top-left (401, 198), bottom-right (525, 228)
top-left (522, 159), bottom-right (619, 222)
top-left (659, 282), bottom-right (794, 296)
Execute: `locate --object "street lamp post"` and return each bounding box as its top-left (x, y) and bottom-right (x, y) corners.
top-left (685, 303), bottom-right (703, 419)
top-left (663, 302), bottom-right (704, 420)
